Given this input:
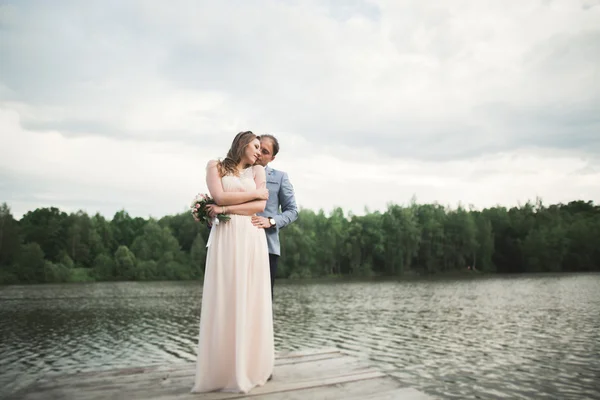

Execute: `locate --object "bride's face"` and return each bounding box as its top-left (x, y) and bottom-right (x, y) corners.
top-left (242, 138), bottom-right (261, 166)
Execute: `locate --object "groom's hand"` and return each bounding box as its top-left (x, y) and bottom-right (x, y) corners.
top-left (251, 216), bottom-right (270, 229)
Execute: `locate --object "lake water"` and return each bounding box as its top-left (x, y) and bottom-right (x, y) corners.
top-left (1, 273), bottom-right (599, 399)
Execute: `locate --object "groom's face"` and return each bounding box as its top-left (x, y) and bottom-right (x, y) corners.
top-left (256, 138), bottom-right (275, 167)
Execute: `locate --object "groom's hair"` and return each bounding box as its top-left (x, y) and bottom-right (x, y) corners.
top-left (258, 134), bottom-right (280, 156)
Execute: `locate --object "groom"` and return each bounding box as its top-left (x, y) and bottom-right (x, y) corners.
top-left (251, 134), bottom-right (298, 299)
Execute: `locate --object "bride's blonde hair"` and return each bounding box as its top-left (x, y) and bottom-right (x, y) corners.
top-left (217, 131), bottom-right (257, 177)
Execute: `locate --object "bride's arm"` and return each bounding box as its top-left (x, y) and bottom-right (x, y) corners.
top-left (206, 160), bottom-right (267, 206)
top-left (223, 200), bottom-right (266, 216)
top-left (220, 165), bottom-right (267, 215)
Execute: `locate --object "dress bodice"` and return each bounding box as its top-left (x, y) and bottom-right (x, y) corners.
top-left (221, 167), bottom-right (255, 192)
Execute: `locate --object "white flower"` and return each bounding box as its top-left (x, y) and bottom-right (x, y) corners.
top-left (191, 194), bottom-right (204, 207)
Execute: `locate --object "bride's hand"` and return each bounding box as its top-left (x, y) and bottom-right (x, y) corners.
top-left (205, 204), bottom-right (219, 219)
top-left (255, 188), bottom-right (269, 200)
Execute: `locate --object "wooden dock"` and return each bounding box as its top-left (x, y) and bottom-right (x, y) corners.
top-left (9, 348), bottom-right (433, 400)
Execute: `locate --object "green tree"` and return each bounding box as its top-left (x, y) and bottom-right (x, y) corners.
top-left (65, 211), bottom-right (94, 267)
top-left (93, 253), bottom-right (116, 280)
top-left (114, 245), bottom-right (137, 280)
top-left (190, 233), bottom-right (207, 278)
top-left (1, 198), bottom-right (599, 285)
top-left (0, 203), bottom-right (21, 283)
top-left (111, 210), bottom-right (146, 248)
top-left (20, 207), bottom-right (69, 262)
top-left (15, 243), bottom-right (46, 283)
top-left (44, 261), bottom-right (70, 282)
top-left (130, 220), bottom-right (188, 280)
top-left (415, 204), bottom-right (446, 273)
top-left (160, 212), bottom-right (206, 253)
top-left (382, 204), bottom-right (421, 275)
top-left (474, 214), bottom-right (495, 271)
top-left (91, 213), bottom-right (116, 254)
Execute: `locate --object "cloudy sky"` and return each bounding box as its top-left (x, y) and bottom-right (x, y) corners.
top-left (1, 0), bottom-right (599, 220)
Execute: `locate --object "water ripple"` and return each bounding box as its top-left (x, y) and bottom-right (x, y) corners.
top-left (1, 275), bottom-right (599, 399)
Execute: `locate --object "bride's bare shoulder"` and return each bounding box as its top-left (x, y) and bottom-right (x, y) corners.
top-left (206, 159), bottom-right (219, 169)
top-left (252, 164), bottom-right (265, 178)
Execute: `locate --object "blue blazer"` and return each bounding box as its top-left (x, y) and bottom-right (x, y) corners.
top-left (258, 166), bottom-right (298, 256)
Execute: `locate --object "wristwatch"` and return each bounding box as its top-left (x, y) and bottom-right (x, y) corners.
top-left (268, 217), bottom-right (276, 227)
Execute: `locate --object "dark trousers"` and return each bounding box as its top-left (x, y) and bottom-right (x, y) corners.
top-left (269, 253), bottom-right (279, 300)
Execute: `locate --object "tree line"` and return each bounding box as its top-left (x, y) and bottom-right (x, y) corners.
top-left (0, 199), bottom-right (598, 285)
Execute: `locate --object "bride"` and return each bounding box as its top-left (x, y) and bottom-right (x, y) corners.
top-left (191, 131), bottom-right (274, 393)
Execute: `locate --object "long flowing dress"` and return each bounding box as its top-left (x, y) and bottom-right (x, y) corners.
top-left (191, 166), bottom-right (274, 394)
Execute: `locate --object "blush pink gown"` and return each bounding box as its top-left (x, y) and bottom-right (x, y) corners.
top-left (191, 166), bottom-right (274, 394)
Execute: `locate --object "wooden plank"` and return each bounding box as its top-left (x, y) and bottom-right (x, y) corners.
top-left (350, 387), bottom-right (434, 400)
top-left (13, 370), bottom-right (387, 400)
top-left (274, 347), bottom-right (340, 359)
top-left (25, 355), bottom-right (368, 394)
top-left (276, 351), bottom-right (345, 366)
top-left (27, 352), bottom-right (349, 392)
top-left (130, 370), bottom-right (387, 400)
top-left (153, 375), bottom-right (405, 400)
top-left (31, 348), bottom-right (344, 385)
top-left (8, 348), bottom-right (435, 400)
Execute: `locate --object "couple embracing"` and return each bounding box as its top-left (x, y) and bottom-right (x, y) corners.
top-left (191, 131), bottom-right (298, 394)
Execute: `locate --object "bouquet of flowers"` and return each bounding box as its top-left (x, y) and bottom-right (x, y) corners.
top-left (190, 193), bottom-right (230, 225)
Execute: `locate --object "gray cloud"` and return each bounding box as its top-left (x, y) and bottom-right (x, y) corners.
top-left (582, 0), bottom-right (600, 10)
top-left (1, 0), bottom-right (599, 163)
top-left (323, 0), bottom-right (381, 22)
top-left (0, 166), bottom-right (183, 219)
top-left (0, 167), bottom-right (113, 217)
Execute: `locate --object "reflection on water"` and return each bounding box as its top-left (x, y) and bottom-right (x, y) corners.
top-left (1, 274), bottom-right (599, 399)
